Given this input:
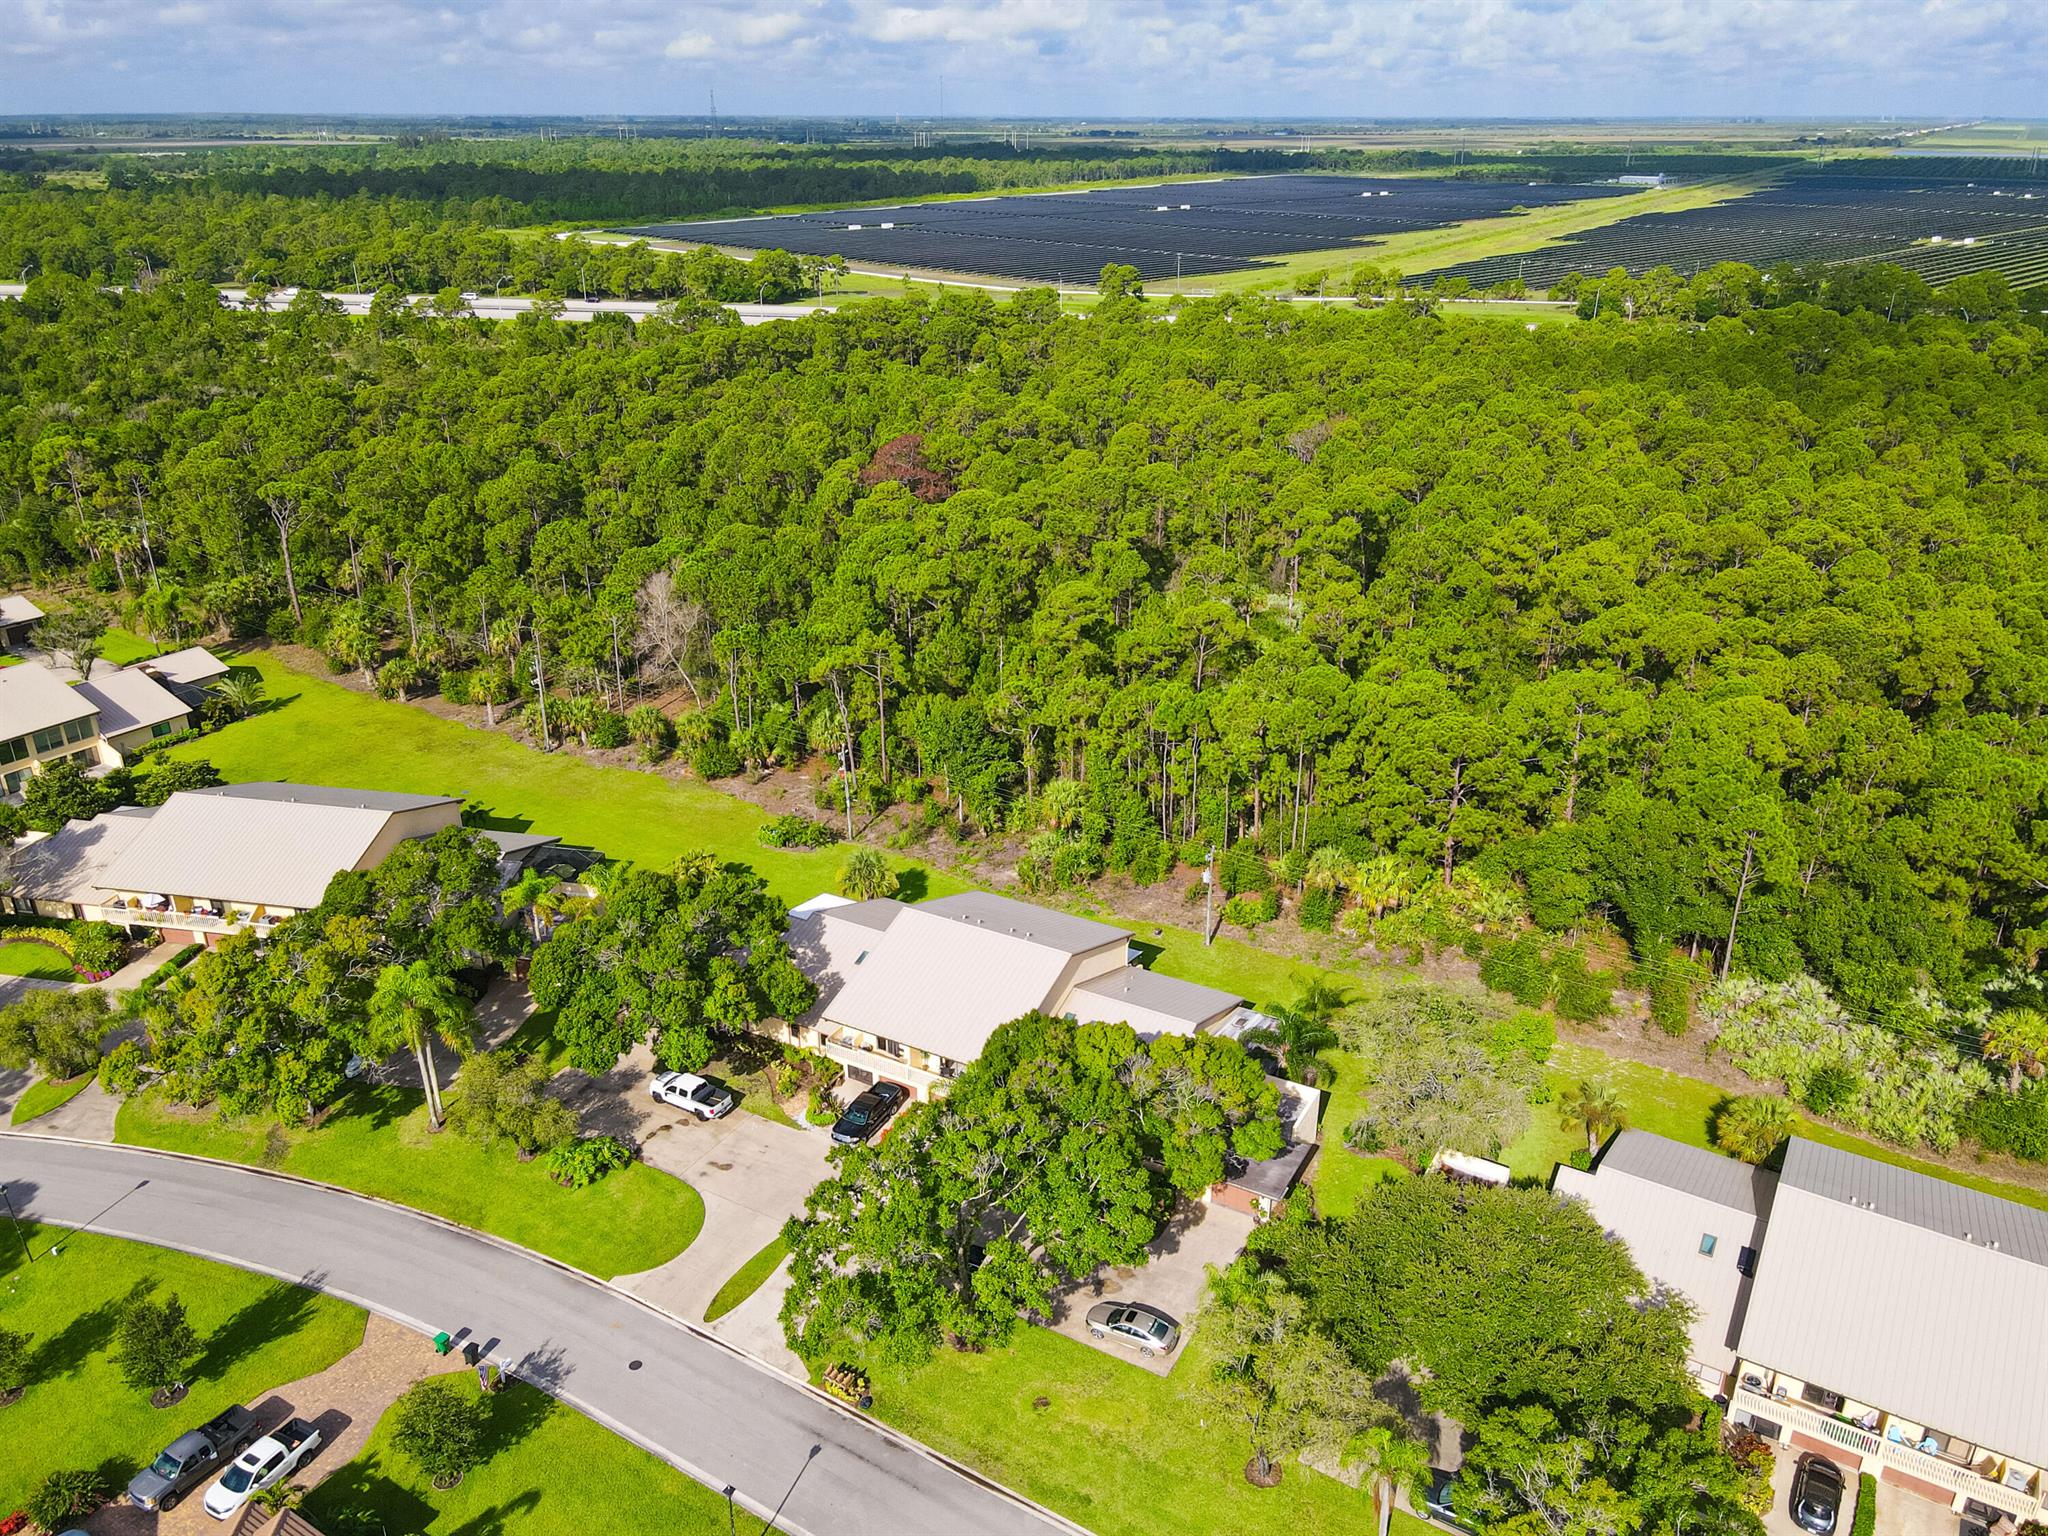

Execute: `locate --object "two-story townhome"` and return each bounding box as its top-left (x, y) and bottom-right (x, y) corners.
top-left (1, 653), bottom-right (216, 796)
top-left (1558, 1132), bottom-right (2048, 1525)
top-left (780, 890), bottom-right (1246, 1100)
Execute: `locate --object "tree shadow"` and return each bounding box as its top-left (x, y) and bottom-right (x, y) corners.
top-left (191, 1275), bottom-right (324, 1383)
top-left (447, 1489), bottom-right (544, 1536)
top-left (301, 1461), bottom-right (438, 1536)
top-left (457, 803), bottom-right (534, 834)
top-left (894, 866), bottom-right (930, 902)
top-left (477, 1380), bottom-right (557, 1459)
top-left (30, 1283), bottom-right (136, 1382)
top-left (509, 1343), bottom-right (573, 1395)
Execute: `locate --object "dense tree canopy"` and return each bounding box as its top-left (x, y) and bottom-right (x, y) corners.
top-left (1, 258), bottom-right (2042, 1021)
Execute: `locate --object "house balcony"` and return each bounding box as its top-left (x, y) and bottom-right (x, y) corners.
top-left (1730, 1386), bottom-right (2044, 1521)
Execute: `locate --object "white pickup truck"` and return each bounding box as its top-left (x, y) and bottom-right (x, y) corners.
top-left (203, 1417), bottom-right (322, 1520)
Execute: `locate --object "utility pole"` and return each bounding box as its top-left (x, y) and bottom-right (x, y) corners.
top-left (1202, 844), bottom-right (1216, 946)
top-left (838, 747), bottom-right (855, 839)
top-left (529, 625), bottom-right (552, 750)
top-left (0, 1182), bottom-right (32, 1265)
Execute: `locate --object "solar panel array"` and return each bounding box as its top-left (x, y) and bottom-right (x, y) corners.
top-left (621, 174), bottom-right (1631, 284)
top-left (1415, 173), bottom-right (2048, 290)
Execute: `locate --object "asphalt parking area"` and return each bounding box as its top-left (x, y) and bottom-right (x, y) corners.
top-left (1045, 1198), bottom-right (1257, 1377)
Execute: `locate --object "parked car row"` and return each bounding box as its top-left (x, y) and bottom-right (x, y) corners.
top-left (128, 1404), bottom-right (323, 1519)
top-left (644, 1069), bottom-right (913, 1148)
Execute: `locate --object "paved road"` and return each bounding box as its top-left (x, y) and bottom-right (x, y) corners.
top-left (0, 1136), bottom-right (1079, 1536)
top-left (0, 282), bottom-right (832, 326)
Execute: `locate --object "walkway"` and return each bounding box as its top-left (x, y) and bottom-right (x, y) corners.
top-left (0, 1136), bottom-right (1080, 1536)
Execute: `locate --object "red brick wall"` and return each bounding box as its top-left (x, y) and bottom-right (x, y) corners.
top-left (1791, 1432), bottom-right (1862, 1470)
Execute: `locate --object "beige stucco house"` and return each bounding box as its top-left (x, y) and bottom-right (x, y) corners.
top-left (1, 650), bottom-right (226, 796)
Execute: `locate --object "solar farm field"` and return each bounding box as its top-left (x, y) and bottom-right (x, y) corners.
top-left (1417, 170), bottom-right (2048, 290)
top-left (620, 173), bottom-right (1633, 284)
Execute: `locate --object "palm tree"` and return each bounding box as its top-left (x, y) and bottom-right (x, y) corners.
top-left (1303, 845), bottom-right (1349, 899)
top-left (1984, 1006), bottom-right (2048, 1095)
top-left (1560, 1080), bottom-right (1626, 1158)
top-left (1243, 979), bottom-right (1350, 1085)
top-left (838, 847), bottom-right (899, 902)
top-left (502, 865), bottom-right (563, 943)
top-left (367, 961), bottom-right (472, 1131)
top-left (210, 672), bottom-right (266, 721)
top-left (1350, 854), bottom-right (1413, 924)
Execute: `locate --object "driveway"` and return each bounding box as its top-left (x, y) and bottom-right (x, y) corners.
top-left (0, 1136), bottom-right (1078, 1536)
top-left (1767, 1446), bottom-right (1863, 1536)
top-left (1046, 1198), bottom-right (1256, 1377)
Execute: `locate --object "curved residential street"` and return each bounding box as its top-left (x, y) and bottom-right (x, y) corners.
top-left (0, 1135), bottom-right (1079, 1536)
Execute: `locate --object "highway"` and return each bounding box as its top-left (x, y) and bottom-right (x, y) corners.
top-left (0, 282), bottom-right (833, 325)
top-left (0, 1136), bottom-right (1081, 1536)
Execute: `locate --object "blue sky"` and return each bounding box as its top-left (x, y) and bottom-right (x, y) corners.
top-left (1, 0), bottom-right (2041, 120)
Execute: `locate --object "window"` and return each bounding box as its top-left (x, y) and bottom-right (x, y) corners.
top-left (151, 720), bottom-right (176, 739)
top-left (3, 769), bottom-right (24, 795)
top-left (1699, 1234), bottom-right (1718, 1257)
top-left (63, 715), bottom-right (95, 744)
top-left (0, 736), bottom-right (25, 765)
top-left (31, 725), bottom-right (65, 753)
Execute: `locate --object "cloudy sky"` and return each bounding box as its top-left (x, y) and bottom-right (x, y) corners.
top-left (1, 0), bottom-right (2040, 120)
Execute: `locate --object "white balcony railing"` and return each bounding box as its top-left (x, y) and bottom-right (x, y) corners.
top-left (1732, 1389), bottom-right (2042, 1520)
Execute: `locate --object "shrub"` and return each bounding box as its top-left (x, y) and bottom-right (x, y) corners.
top-left (590, 710), bottom-right (628, 749)
top-left (758, 813), bottom-right (838, 849)
top-left (445, 1052), bottom-right (578, 1156)
top-left (99, 1038), bottom-right (147, 1097)
top-left (132, 756), bottom-right (225, 806)
top-left (1298, 885), bottom-right (1337, 933)
top-left (1853, 1474), bottom-right (1877, 1536)
top-left (541, 1134), bottom-right (635, 1188)
top-left (805, 1090), bottom-right (838, 1126)
top-left (66, 921), bottom-right (126, 976)
top-left (1706, 974), bottom-right (1990, 1151)
top-left (1221, 892), bottom-right (1270, 929)
top-left (439, 668), bottom-right (475, 705)
top-left (1479, 934), bottom-right (1552, 1007)
top-left (24, 1469), bottom-right (108, 1532)
top-left (692, 737), bottom-right (742, 780)
top-left (1549, 949), bottom-right (1614, 1024)
top-left (625, 703), bottom-right (676, 762)
top-left (1049, 840), bottom-right (1102, 888)
top-left (391, 1378), bottom-right (490, 1488)
top-left (1489, 1009), bottom-right (1556, 1066)
top-left (1643, 963), bottom-right (1702, 1036)
top-left (1713, 1094), bottom-right (1798, 1164)
top-left (1218, 843), bottom-right (1270, 896)
top-left (1127, 842), bottom-right (1171, 887)
top-left (837, 847), bottom-right (899, 901)
top-left (1964, 1080), bottom-right (2048, 1161)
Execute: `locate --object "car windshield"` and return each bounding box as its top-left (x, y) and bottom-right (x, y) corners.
top-left (843, 1105), bottom-right (871, 1125)
top-left (148, 1452), bottom-right (183, 1478)
top-left (1148, 1318), bottom-right (1171, 1338)
top-left (222, 1465), bottom-right (256, 1494)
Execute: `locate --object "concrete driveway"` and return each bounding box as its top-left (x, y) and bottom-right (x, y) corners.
top-left (1046, 1198), bottom-right (1256, 1377)
top-left (1767, 1446), bottom-right (1863, 1536)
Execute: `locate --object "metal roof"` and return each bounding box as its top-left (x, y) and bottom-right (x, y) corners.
top-left (822, 903), bottom-right (1082, 1062)
top-left (191, 782), bottom-right (460, 813)
top-left (75, 669), bottom-right (189, 736)
top-left (1599, 1129), bottom-right (1769, 1214)
top-left (128, 646), bottom-right (229, 687)
top-left (5, 808), bottom-right (158, 903)
top-left (0, 660), bottom-right (97, 740)
top-left (1737, 1138), bottom-right (2048, 1467)
top-left (97, 790), bottom-right (422, 909)
top-left (1064, 966), bottom-right (1240, 1037)
top-left (0, 594), bottom-right (44, 626)
top-left (823, 898), bottom-right (907, 933)
top-left (916, 891), bottom-right (1128, 954)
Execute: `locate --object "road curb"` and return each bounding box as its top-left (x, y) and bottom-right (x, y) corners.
top-left (0, 1130), bottom-right (1095, 1536)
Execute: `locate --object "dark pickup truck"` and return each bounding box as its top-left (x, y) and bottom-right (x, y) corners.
top-left (126, 1404), bottom-right (259, 1511)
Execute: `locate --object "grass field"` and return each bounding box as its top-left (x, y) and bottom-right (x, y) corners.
top-left (301, 1377), bottom-right (733, 1536)
top-left (0, 1224), bottom-right (366, 1512)
top-left (702, 1234), bottom-right (789, 1323)
top-left (869, 1324), bottom-right (1407, 1536)
top-left (9, 1071), bottom-right (93, 1125)
top-left (0, 939), bottom-right (75, 981)
top-left (114, 1083), bottom-right (705, 1280)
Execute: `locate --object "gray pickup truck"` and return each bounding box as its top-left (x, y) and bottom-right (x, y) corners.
top-left (126, 1404), bottom-right (259, 1511)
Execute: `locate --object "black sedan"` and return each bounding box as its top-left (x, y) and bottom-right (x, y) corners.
top-left (1791, 1455), bottom-right (1845, 1536)
top-left (830, 1082), bottom-right (908, 1145)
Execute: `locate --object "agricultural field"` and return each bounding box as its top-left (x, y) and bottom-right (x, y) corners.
top-left (1420, 167), bottom-right (2048, 289)
top-left (620, 173), bottom-right (1633, 284)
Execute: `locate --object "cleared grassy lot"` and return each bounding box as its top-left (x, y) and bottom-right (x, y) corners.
top-left (0, 1224), bottom-right (366, 1512)
top-left (115, 1083), bottom-right (705, 1280)
top-left (301, 1378), bottom-right (732, 1536)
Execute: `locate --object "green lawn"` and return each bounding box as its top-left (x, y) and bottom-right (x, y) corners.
top-left (96, 626), bottom-right (161, 666)
top-left (703, 1234), bottom-right (789, 1323)
top-left (0, 939), bottom-right (74, 981)
top-left (115, 1084), bottom-right (705, 1280)
top-left (868, 1326), bottom-right (1376, 1536)
top-left (0, 1224), bottom-right (366, 1512)
top-left (301, 1378), bottom-right (732, 1536)
top-left (9, 1071), bottom-right (93, 1125)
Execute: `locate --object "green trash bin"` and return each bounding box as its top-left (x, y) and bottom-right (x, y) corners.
top-left (432, 1331), bottom-right (453, 1356)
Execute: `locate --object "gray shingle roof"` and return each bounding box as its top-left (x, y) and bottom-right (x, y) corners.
top-left (192, 782), bottom-right (460, 813)
top-left (1599, 1129), bottom-right (1769, 1214)
top-left (0, 660), bottom-right (97, 740)
top-left (1737, 1138), bottom-right (2048, 1468)
top-left (917, 891), bottom-right (1128, 953)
